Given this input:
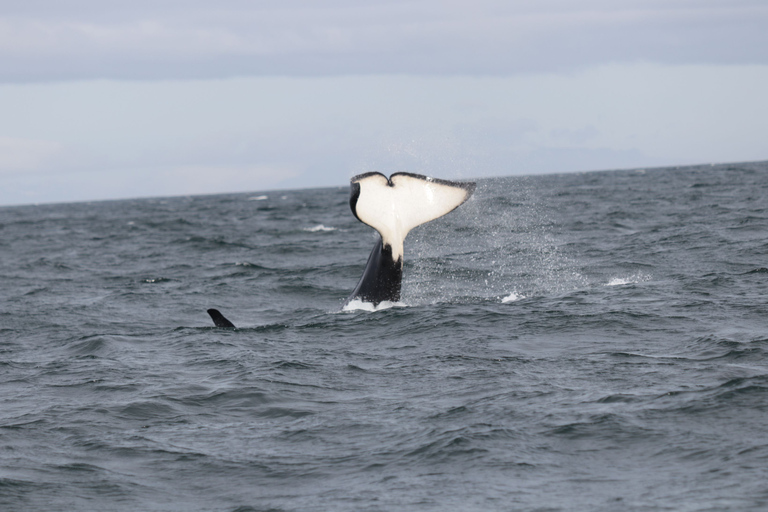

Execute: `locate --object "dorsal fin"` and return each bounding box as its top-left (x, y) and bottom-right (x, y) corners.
top-left (207, 308), bottom-right (235, 328)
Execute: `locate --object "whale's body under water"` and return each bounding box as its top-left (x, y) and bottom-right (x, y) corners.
top-left (2, 162), bottom-right (768, 511)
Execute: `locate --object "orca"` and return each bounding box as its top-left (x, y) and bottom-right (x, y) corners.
top-left (346, 172), bottom-right (475, 306)
top-left (207, 308), bottom-right (235, 328)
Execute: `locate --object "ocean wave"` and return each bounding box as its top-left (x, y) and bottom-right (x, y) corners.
top-left (3, 162), bottom-right (768, 511)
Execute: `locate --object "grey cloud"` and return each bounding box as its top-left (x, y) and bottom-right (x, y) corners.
top-left (1, 0), bottom-right (767, 82)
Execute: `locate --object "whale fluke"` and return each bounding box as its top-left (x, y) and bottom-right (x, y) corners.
top-left (207, 308), bottom-right (235, 328)
top-left (346, 172), bottom-right (475, 306)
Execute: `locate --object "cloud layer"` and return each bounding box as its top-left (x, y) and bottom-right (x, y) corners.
top-left (1, 2), bottom-right (766, 205)
top-left (2, 65), bottom-right (767, 205)
top-left (2, 0), bottom-right (767, 82)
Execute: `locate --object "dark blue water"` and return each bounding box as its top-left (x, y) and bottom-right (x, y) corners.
top-left (2, 162), bottom-right (768, 511)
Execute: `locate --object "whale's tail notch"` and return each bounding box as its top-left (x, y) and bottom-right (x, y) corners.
top-left (347, 172), bottom-right (475, 306)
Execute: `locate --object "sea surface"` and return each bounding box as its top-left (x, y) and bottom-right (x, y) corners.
top-left (2, 162), bottom-right (768, 511)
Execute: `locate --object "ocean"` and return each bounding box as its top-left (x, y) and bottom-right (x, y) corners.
top-left (1, 161), bottom-right (767, 511)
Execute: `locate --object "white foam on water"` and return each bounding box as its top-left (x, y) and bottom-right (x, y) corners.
top-left (303, 224), bottom-right (337, 232)
top-left (501, 291), bottom-right (525, 303)
top-left (342, 299), bottom-right (405, 312)
top-left (248, 195), bottom-right (268, 201)
top-left (606, 273), bottom-right (650, 286)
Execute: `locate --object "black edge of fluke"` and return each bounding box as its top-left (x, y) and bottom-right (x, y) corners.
top-left (349, 181), bottom-right (362, 222)
top-left (207, 308), bottom-right (236, 329)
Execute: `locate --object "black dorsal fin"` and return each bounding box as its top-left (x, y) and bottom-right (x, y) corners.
top-left (207, 308), bottom-right (235, 328)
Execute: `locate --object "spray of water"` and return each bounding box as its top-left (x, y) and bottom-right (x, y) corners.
top-left (403, 175), bottom-right (588, 305)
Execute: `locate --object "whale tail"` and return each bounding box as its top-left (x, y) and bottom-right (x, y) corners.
top-left (347, 172), bottom-right (475, 305)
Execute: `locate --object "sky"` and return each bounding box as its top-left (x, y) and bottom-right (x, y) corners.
top-left (1, 0), bottom-right (767, 205)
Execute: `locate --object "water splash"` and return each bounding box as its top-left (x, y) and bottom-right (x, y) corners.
top-left (341, 299), bottom-right (405, 312)
top-left (403, 176), bottom-right (587, 305)
top-left (501, 290), bottom-right (525, 303)
top-left (606, 273), bottom-right (651, 286)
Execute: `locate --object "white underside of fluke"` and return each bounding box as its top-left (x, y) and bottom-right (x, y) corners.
top-left (351, 173), bottom-right (473, 261)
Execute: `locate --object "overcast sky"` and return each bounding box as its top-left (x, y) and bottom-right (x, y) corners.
top-left (2, 0), bottom-right (767, 205)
